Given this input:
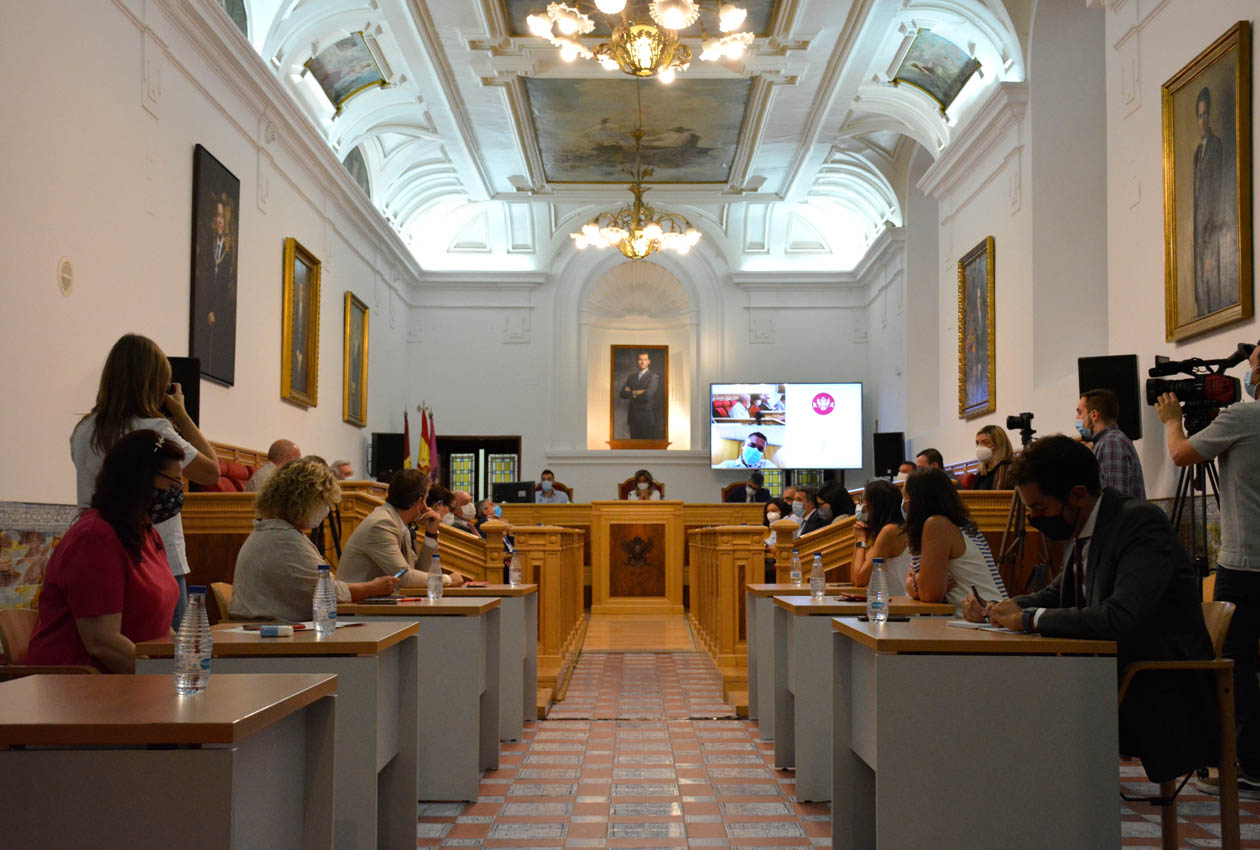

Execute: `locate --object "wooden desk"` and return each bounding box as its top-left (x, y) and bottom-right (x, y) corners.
top-left (744, 582), bottom-right (856, 737)
top-left (0, 673), bottom-right (336, 850)
top-left (830, 617), bottom-right (1118, 849)
top-left (340, 597), bottom-right (501, 801)
top-left (443, 584), bottom-right (539, 740)
top-left (136, 623), bottom-right (417, 850)
top-left (772, 596), bottom-right (954, 801)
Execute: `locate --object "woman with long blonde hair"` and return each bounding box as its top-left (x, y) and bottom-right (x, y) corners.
top-left (71, 334), bottom-right (220, 627)
top-left (973, 424), bottom-right (1014, 490)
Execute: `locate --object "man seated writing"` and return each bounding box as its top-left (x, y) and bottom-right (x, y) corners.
top-left (337, 468), bottom-right (465, 589)
top-left (965, 435), bottom-right (1216, 782)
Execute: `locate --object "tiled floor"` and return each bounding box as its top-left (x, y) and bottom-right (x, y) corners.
top-left (548, 653), bottom-right (736, 720)
top-left (1119, 761), bottom-right (1260, 847)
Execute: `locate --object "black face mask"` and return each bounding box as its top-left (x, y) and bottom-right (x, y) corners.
top-left (151, 483), bottom-right (185, 524)
top-left (1028, 508), bottom-right (1077, 541)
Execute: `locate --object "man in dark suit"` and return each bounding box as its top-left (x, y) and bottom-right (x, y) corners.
top-left (620, 351), bottom-right (662, 439)
top-left (970, 435), bottom-right (1216, 782)
top-left (797, 486), bottom-right (828, 535)
top-left (724, 470), bottom-right (770, 503)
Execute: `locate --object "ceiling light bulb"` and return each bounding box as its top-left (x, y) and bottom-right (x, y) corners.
top-left (700, 37), bottom-right (721, 61)
top-left (686, 227), bottom-right (701, 245)
top-left (555, 13), bottom-right (579, 35)
top-left (594, 0), bottom-right (626, 12)
top-left (718, 3), bottom-right (746, 32)
top-left (526, 13), bottom-right (553, 38)
top-left (643, 222), bottom-right (664, 241)
top-left (560, 42), bottom-right (580, 61)
top-left (573, 234), bottom-right (589, 249)
top-left (630, 34), bottom-right (655, 69)
top-left (674, 242), bottom-right (691, 255)
top-left (658, 67), bottom-right (675, 84)
top-left (650, 0), bottom-right (700, 30)
top-left (599, 55), bottom-right (619, 71)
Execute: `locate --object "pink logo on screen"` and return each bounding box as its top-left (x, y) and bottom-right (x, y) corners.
top-left (812, 393), bottom-right (835, 415)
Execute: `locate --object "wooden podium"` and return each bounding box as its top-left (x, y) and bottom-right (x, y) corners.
top-left (590, 500), bottom-right (685, 615)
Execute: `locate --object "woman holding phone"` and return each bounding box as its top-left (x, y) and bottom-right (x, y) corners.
top-left (71, 334), bottom-right (221, 628)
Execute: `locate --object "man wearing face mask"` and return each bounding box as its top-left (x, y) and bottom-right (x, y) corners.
top-left (717, 431), bottom-right (772, 469)
top-left (336, 468), bottom-right (465, 588)
top-left (967, 435), bottom-right (1215, 782)
top-left (450, 489), bottom-right (480, 534)
top-left (1156, 341), bottom-right (1260, 796)
top-left (724, 470), bottom-right (771, 503)
top-left (536, 469), bottom-right (570, 504)
top-left (895, 461), bottom-right (915, 483)
top-left (1077, 388), bottom-right (1145, 498)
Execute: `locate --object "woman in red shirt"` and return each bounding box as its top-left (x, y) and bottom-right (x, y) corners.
top-left (26, 430), bottom-right (183, 672)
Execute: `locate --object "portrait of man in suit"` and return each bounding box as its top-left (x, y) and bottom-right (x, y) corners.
top-left (612, 346), bottom-right (667, 442)
top-left (189, 145), bottom-right (240, 386)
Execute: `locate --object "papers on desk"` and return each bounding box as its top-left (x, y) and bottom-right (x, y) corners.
top-left (224, 622), bottom-right (364, 634)
top-left (946, 620), bottom-right (1035, 636)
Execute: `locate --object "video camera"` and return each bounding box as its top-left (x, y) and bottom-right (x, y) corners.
top-left (1005, 412), bottom-right (1036, 447)
top-left (1145, 342), bottom-right (1255, 434)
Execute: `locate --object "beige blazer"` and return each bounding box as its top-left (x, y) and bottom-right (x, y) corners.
top-left (337, 502), bottom-right (441, 587)
top-left (228, 518), bottom-right (351, 622)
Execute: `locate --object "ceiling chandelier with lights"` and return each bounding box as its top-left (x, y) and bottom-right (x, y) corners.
top-left (526, 1), bottom-right (754, 83)
top-left (570, 83), bottom-right (701, 260)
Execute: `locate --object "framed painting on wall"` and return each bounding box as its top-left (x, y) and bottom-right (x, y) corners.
top-left (304, 32), bottom-right (386, 114)
top-left (188, 144), bottom-right (240, 387)
top-left (1161, 20), bottom-right (1253, 342)
top-left (281, 237), bottom-right (321, 407)
top-left (958, 236), bottom-right (996, 419)
top-left (609, 345), bottom-right (670, 450)
top-left (891, 29), bottom-right (981, 114)
top-left (343, 292), bottom-right (369, 427)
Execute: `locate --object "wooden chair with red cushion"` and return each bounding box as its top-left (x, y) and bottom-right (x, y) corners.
top-left (721, 481), bottom-right (750, 502)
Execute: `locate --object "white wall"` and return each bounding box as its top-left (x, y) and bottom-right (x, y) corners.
top-left (0, 0), bottom-right (416, 503)
top-left (1104, 0), bottom-right (1259, 500)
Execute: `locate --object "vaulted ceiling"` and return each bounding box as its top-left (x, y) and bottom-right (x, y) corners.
top-left (232, 0), bottom-right (1026, 272)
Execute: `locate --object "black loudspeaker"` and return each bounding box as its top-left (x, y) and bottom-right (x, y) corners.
top-left (872, 432), bottom-right (905, 478)
top-left (167, 356), bottom-right (201, 427)
top-left (370, 432), bottom-right (405, 480)
top-left (1078, 354), bottom-right (1142, 441)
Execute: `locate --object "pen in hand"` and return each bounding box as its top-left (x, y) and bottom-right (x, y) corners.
top-left (971, 585), bottom-right (989, 622)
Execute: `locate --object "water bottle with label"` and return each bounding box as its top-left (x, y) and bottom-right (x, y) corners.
top-left (427, 553), bottom-right (444, 602)
top-left (508, 551), bottom-right (523, 587)
top-left (809, 553), bottom-right (825, 600)
top-left (789, 549), bottom-right (802, 586)
top-left (174, 586), bottom-right (212, 694)
top-left (866, 558), bottom-right (890, 623)
top-left (312, 563), bottom-right (337, 637)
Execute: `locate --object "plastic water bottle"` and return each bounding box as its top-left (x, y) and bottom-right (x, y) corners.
top-left (789, 549), bottom-right (802, 586)
top-left (867, 558), bottom-right (890, 623)
top-left (508, 551), bottom-right (523, 587)
top-left (809, 553), bottom-right (825, 600)
top-left (174, 587), bottom-right (212, 694)
top-left (427, 553), bottom-right (444, 602)
top-left (313, 563), bottom-right (337, 637)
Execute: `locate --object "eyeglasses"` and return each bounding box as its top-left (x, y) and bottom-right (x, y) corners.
top-left (156, 471), bottom-right (183, 487)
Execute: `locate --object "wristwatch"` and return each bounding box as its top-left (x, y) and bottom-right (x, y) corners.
top-left (1021, 607), bottom-right (1037, 632)
top-left (854, 541), bottom-right (866, 549)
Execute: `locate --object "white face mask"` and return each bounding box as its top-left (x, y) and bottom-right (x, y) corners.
top-left (975, 445), bottom-right (994, 463)
top-left (460, 503), bottom-right (476, 520)
top-left (766, 512), bottom-right (781, 523)
top-left (637, 481), bottom-right (649, 490)
top-left (894, 472), bottom-right (908, 483)
top-left (440, 512), bottom-right (455, 525)
top-left (305, 504), bottom-right (330, 529)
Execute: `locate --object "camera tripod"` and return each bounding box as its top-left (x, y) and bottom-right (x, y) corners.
top-left (997, 421), bottom-right (1052, 594)
top-left (1170, 459), bottom-right (1221, 580)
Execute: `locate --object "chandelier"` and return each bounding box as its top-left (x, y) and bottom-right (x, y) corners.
top-left (570, 83), bottom-right (701, 260)
top-left (526, 1), bottom-right (754, 83)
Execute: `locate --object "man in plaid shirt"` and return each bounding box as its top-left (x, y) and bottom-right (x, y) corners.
top-left (1077, 389), bottom-right (1146, 498)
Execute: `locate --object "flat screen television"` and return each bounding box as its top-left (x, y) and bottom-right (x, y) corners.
top-left (710, 382), bottom-right (863, 470)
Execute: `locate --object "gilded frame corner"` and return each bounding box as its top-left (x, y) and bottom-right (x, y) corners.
top-left (957, 236), bottom-right (996, 420)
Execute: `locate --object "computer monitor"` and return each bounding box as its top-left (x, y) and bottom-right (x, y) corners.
top-left (493, 480), bottom-right (535, 504)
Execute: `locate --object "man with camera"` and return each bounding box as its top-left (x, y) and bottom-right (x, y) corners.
top-left (1156, 341), bottom-right (1260, 795)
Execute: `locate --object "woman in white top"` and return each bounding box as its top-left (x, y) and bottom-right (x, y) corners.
top-left (902, 468), bottom-right (1007, 614)
top-left (627, 469), bottom-right (661, 500)
top-left (70, 334), bottom-right (221, 628)
top-left (229, 458), bottom-right (398, 622)
top-left (851, 479), bottom-right (911, 590)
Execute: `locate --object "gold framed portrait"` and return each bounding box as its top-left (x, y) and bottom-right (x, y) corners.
top-left (1161, 21), bottom-right (1253, 342)
top-left (608, 344), bottom-right (670, 450)
top-left (343, 292), bottom-right (369, 427)
top-left (281, 237), bottom-right (321, 407)
top-left (958, 236), bottom-right (996, 419)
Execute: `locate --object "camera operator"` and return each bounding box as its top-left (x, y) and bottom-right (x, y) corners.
top-left (1155, 341), bottom-right (1260, 795)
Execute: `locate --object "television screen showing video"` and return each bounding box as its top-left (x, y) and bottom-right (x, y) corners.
top-left (710, 382), bottom-right (862, 469)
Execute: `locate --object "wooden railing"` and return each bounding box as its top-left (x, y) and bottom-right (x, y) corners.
top-left (772, 515), bottom-right (857, 584)
top-left (687, 525), bottom-right (766, 695)
top-left (436, 521), bottom-right (507, 584)
top-left (512, 525), bottom-right (586, 697)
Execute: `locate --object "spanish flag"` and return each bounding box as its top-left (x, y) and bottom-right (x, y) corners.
top-left (403, 411), bottom-right (412, 469)
top-left (418, 408), bottom-right (432, 473)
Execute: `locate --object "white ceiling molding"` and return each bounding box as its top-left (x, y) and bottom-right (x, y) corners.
top-left (447, 209), bottom-right (491, 253)
top-left (583, 262), bottom-right (692, 323)
top-left (784, 212), bottom-right (829, 254)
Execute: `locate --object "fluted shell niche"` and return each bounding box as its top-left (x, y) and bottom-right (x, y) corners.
top-left (583, 261), bottom-right (694, 450)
